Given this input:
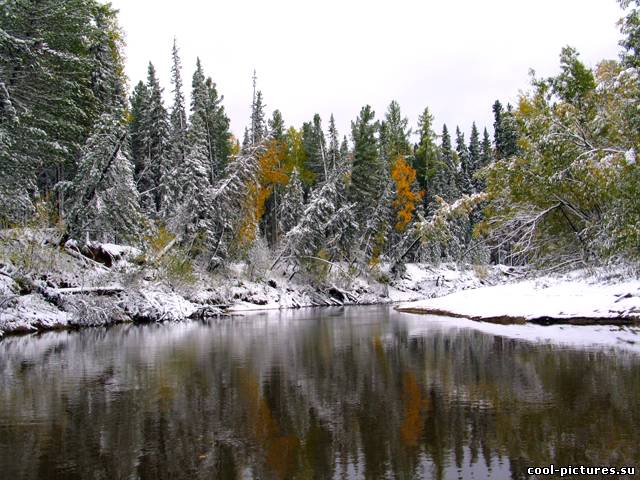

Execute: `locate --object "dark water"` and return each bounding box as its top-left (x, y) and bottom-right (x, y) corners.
top-left (0, 306), bottom-right (639, 480)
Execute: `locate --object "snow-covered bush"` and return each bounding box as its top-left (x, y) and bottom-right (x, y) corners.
top-left (246, 236), bottom-right (271, 281)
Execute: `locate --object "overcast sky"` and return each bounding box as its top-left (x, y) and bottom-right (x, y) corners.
top-left (109, 0), bottom-right (624, 142)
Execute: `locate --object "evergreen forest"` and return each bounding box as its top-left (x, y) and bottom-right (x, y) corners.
top-left (1, 0), bottom-right (639, 280)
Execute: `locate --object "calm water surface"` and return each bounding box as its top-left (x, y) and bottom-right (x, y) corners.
top-left (0, 306), bottom-right (639, 479)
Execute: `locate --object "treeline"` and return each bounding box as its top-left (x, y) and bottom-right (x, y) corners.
top-left (1, 0), bottom-right (638, 276)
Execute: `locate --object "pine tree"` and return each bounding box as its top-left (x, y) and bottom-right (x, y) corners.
top-left (66, 111), bottom-right (143, 242)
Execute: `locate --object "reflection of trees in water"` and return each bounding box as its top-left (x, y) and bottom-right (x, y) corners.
top-left (0, 308), bottom-right (639, 479)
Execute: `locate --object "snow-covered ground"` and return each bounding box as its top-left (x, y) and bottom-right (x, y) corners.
top-left (0, 230), bottom-right (508, 336)
top-left (4, 229), bottom-right (637, 338)
top-left (402, 314), bottom-right (640, 353)
top-left (397, 269), bottom-right (640, 324)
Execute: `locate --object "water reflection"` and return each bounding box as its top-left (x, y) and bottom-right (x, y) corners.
top-left (0, 306), bottom-right (638, 479)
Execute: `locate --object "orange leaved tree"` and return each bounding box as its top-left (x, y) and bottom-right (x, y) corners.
top-left (391, 155), bottom-right (424, 232)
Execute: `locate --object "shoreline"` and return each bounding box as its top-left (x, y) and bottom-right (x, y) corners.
top-left (3, 234), bottom-right (639, 339)
top-left (396, 274), bottom-right (640, 326)
top-left (1, 235), bottom-right (506, 338)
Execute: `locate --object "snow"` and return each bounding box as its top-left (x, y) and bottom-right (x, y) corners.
top-left (625, 147), bottom-right (636, 165)
top-left (123, 289), bottom-right (200, 322)
top-left (397, 274), bottom-right (640, 323)
top-left (98, 243), bottom-right (142, 259)
top-left (403, 314), bottom-right (640, 353)
top-left (386, 262), bottom-right (502, 303)
top-left (0, 294), bottom-right (70, 335)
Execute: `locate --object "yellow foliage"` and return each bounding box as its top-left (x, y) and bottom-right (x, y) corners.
top-left (368, 229), bottom-right (386, 267)
top-left (391, 155), bottom-right (425, 232)
top-left (400, 372), bottom-right (428, 447)
top-left (285, 127), bottom-right (314, 184)
top-left (236, 139), bottom-right (289, 247)
top-left (229, 134), bottom-right (240, 157)
top-left (145, 225), bottom-right (175, 253)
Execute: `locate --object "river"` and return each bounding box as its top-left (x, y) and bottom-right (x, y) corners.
top-left (0, 306), bottom-right (638, 479)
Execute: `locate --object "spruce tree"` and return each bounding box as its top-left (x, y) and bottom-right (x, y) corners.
top-left (169, 113), bottom-right (212, 238)
top-left (242, 127), bottom-right (251, 152)
top-left (161, 39), bottom-right (188, 216)
top-left (500, 104), bottom-right (520, 158)
top-left (302, 114), bottom-right (327, 184)
top-left (207, 77), bottom-right (232, 174)
top-left (350, 105), bottom-right (382, 207)
top-left (129, 81), bottom-right (149, 173)
top-left (437, 124), bottom-right (459, 203)
top-left (169, 39), bottom-right (188, 144)
top-left (413, 107), bottom-right (439, 197)
top-left (89, 3), bottom-right (128, 112)
top-left (189, 59), bottom-right (231, 183)
top-left (66, 111), bottom-right (143, 243)
top-left (468, 123), bottom-right (481, 192)
top-left (619, 0), bottom-right (640, 69)
top-left (249, 72), bottom-right (266, 146)
top-left (380, 100), bottom-right (411, 163)
top-left (455, 127), bottom-right (473, 195)
top-left (477, 128), bottom-right (493, 191)
top-left (0, 0), bottom-right (126, 219)
top-left (139, 62), bottom-right (170, 213)
top-left (492, 100), bottom-right (504, 159)
top-left (327, 114), bottom-right (340, 172)
top-left (279, 168), bottom-right (305, 235)
top-left (340, 136), bottom-right (350, 166)
top-left (268, 110), bottom-right (285, 141)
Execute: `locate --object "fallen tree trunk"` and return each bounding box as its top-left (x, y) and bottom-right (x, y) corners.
top-left (151, 237), bottom-right (179, 264)
top-left (52, 286), bottom-right (124, 296)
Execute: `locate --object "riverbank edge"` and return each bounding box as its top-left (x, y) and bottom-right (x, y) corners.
top-left (396, 273), bottom-right (640, 326)
top-left (1, 235), bottom-right (509, 337)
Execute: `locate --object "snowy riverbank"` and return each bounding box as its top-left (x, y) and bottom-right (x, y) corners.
top-left (397, 268), bottom-right (640, 325)
top-left (0, 229), bottom-right (510, 337)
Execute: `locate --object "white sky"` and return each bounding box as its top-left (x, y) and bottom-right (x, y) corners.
top-left (109, 0), bottom-right (624, 142)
